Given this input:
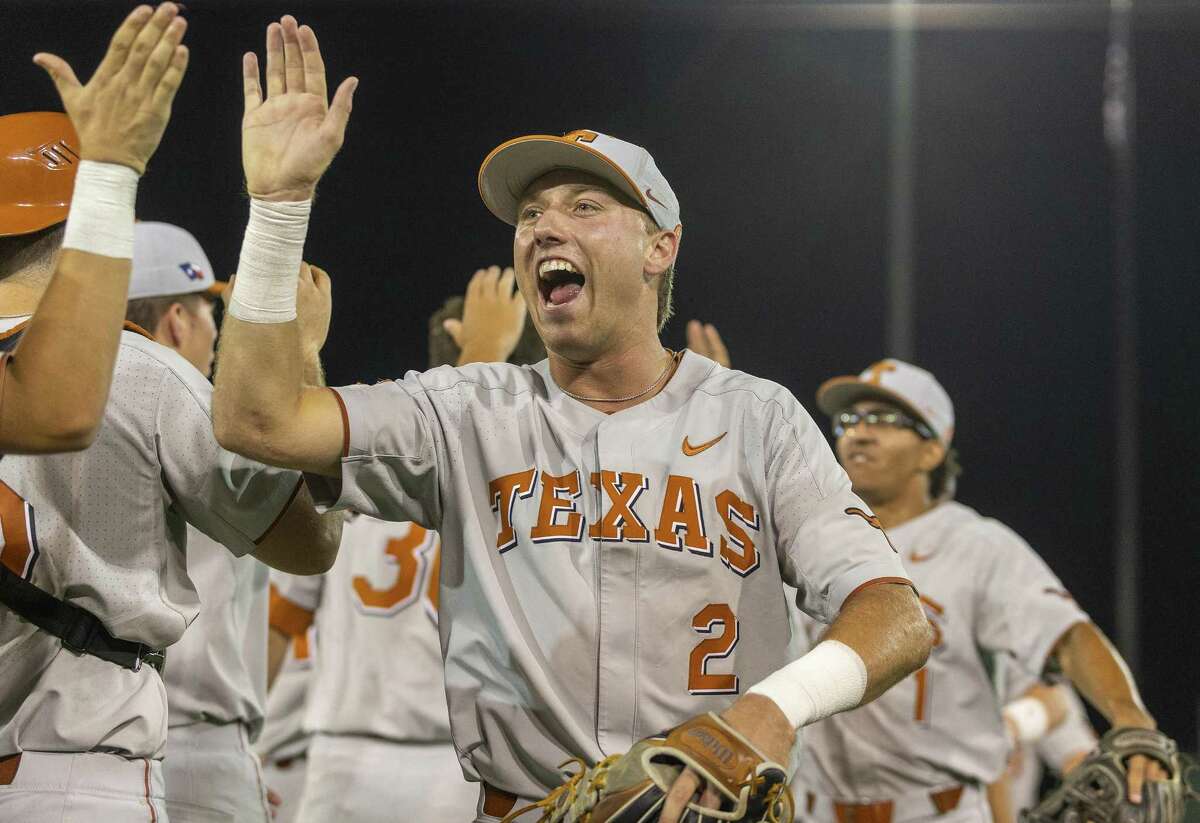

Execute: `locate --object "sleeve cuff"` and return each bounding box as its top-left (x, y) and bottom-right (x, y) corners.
top-left (269, 584), bottom-right (316, 637)
top-left (827, 558), bottom-right (915, 617)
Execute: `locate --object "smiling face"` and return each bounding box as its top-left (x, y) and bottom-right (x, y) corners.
top-left (513, 169), bottom-right (678, 360)
top-left (835, 400), bottom-right (945, 507)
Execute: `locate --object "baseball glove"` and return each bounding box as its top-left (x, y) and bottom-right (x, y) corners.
top-left (502, 712), bottom-right (793, 823)
top-left (1021, 728), bottom-right (1196, 823)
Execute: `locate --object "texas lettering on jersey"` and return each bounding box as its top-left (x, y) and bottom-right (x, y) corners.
top-left (487, 468), bottom-right (762, 578)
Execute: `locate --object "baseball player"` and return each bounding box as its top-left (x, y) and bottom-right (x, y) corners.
top-left (115, 221), bottom-right (279, 822)
top-left (213, 18), bottom-right (933, 823)
top-left (789, 359), bottom-right (1165, 823)
top-left (0, 5), bottom-right (189, 454)
top-left (0, 35), bottom-right (343, 823)
top-left (257, 631), bottom-right (316, 823)
top-left (263, 266), bottom-right (544, 822)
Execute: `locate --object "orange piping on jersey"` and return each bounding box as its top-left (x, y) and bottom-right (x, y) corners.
top-left (143, 758), bottom-right (157, 822)
top-left (328, 387), bottom-right (350, 457)
top-left (252, 477), bottom-right (304, 546)
top-left (122, 321), bottom-right (155, 341)
top-left (268, 583), bottom-right (316, 637)
top-left (844, 576), bottom-right (915, 604)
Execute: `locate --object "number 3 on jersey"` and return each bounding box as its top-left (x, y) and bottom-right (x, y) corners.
top-left (351, 523), bottom-right (439, 620)
top-left (0, 480), bottom-right (39, 581)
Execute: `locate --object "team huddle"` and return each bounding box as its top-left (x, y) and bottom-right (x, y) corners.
top-left (0, 5), bottom-right (1188, 823)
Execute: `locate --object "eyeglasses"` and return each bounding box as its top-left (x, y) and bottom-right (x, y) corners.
top-left (832, 410), bottom-right (935, 440)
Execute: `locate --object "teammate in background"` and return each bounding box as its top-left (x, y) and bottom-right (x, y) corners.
top-left (257, 634), bottom-right (316, 823)
top-left (791, 359), bottom-right (1164, 823)
top-left (265, 265), bottom-right (544, 823)
top-left (0, 5), bottom-right (188, 454)
top-left (0, 19), bottom-right (343, 814)
top-left (117, 221), bottom-right (281, 822)
top-left (212, 19), bottom-right (931, 823)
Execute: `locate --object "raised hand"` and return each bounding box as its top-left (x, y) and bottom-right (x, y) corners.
top-left (33, 3), bottom-right (190, 174)
top-left (444, 266), bottom-right (528, 364)
top-left (686, 319), bottom-right (731, 368)
top-left (242, 16), bottom-right (358, 201)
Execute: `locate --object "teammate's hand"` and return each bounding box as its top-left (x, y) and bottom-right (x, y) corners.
top-left (296, 262), bottom-right (332, 357)
top-left (444, 266), bottom-right (527, 365)
top-left (658, 694), bottom-right (794, 823)
top-left (242, 16), bottom-right (357, 202)
top-left (33, 3), bottom-right (190, 175)
top-left (266, 786), bottom-right (282, 819)
top-left (686, 320), bottom-right (731, 368)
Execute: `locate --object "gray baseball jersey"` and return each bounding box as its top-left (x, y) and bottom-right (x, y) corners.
top-left (256, 626), bottom-right (314, 766)
top-left (794, 500), bottom-right (1089, 798)
top-left (303, 351), bottom-right (909, 798)
top-left (270, 514), bottom-right (451, 741)
top-left (164, 525), bottom-right (270, 738)
top-left (0, 322), bottom-right (301, 759)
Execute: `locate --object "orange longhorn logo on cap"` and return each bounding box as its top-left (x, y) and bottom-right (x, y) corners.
top-left (564, 129), bottom-right (598, 144)
top-left (865, 360), bottom-right (897, 385)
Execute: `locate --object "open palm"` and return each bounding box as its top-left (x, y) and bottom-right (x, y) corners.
top-left (242, 16), bottom-right (356, 201)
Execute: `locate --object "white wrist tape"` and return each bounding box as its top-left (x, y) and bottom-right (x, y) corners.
top-left (61, 161), bottom-right (139, 259)
top-left (228, 199), bottom-right (312, 324)
top-left (1002, 696), bottom-right (1051, 744)
top-left (747, 639), bottom-right (868, 729)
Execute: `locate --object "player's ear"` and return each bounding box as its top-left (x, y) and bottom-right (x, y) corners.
top-left (162, 302), bottom-right (189, 347)
top-left (918, 439), bottom-right (946, 473)
top-left (644, 225), bottom-right (680, 277)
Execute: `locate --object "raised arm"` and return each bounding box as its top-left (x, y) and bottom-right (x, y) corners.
top-left (211, 16), bottom-right (355, 476)
top-left (1, 4), bottom-right (188, 453)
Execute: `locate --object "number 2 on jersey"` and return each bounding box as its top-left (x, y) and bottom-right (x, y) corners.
top-left (688, 603), bottom-right (739, 694)
top-left (0, 480), bottom-right (39, 581)
top-left (351, 523), bottom-right (439, 619)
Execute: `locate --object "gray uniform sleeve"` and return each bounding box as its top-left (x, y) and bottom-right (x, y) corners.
top-left (270, 568), bottom-right (324, 614)
top-left (972, 522), bottom-right (1089, 675)
top-left (302, 376), bottom-right (443, 528)
top-left (156, 362), bottom-right (303, 557)
top-left (766, 393), bottom-right (911, 624)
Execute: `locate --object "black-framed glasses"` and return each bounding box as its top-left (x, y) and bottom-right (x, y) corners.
top-left (832, 410), bottom-right (935, 440)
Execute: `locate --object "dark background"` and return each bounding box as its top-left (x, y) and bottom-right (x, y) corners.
top-left (2, 1), bottom-right (1197, 750)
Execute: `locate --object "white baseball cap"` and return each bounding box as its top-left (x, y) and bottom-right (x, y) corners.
top-left (816, 359), bottom-right (955, 447)
top-left (478, 129), bottom-right (682, 232)
top-left (129, 221), bottom-right (226, 301)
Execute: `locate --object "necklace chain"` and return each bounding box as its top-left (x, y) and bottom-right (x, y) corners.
top-left (559, 351), bottom-right (676, 404)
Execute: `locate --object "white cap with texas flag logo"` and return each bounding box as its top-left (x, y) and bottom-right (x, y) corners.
top-left (477, 129), bottom-right (682, 232)
top-left (816, 359), bottom-right (956, 447)
top-left (129, 221), bottom-right (227, 301)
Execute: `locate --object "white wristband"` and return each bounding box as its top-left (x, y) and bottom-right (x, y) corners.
top-left (228, 199), bottom-right (312, 324)
top-left (1002, 696), bottom-right (1051, 744)
top-left (61, 160), bottom-right (139, 259)
top-left (747, 639), bottom-right (868, 730)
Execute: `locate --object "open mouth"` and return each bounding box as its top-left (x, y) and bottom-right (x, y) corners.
top-left (537, 259), bottom-right (586, 307)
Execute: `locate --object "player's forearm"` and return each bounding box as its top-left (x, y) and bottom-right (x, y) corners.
top-left (1, 250), bottom-right (131, 452)
top-left (213, 316), bottom-right (308, 459)
top-left (252, 483), bottom-right (343, 575)
top-left (1052, 621), bottom-right (1154, 728)
top-left (825, 582), bottom-right (933, 702)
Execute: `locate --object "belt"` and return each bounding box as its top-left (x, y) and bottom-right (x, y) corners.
top-left (0, 564), bottom-right (165, 673)
top-left (0, 753), bottom-right (19, 786)
top-left (807, 785), bottom-right (967, 823)
top-left (482, 783), bottom-right (519, 817)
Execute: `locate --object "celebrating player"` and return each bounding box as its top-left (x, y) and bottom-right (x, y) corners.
top-left (213, 17), bottom-right (933, 823)
top-left (0, 15), bottom-right (343, 814)
top-left (791, 359), bottom-right (1167, 823)
top-left (0, 5), bottom-right (188, 454)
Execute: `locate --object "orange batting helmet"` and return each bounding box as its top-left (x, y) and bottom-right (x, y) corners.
top-left (0, 112), bottom-right (80, 237)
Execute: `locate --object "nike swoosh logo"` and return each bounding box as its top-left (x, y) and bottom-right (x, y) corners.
top-left (645, 187), bottom-right (667, 208)
top-left (682, 432), bottom-right (726, 457)
top-left (909, 551), bottom-right (936, 563)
